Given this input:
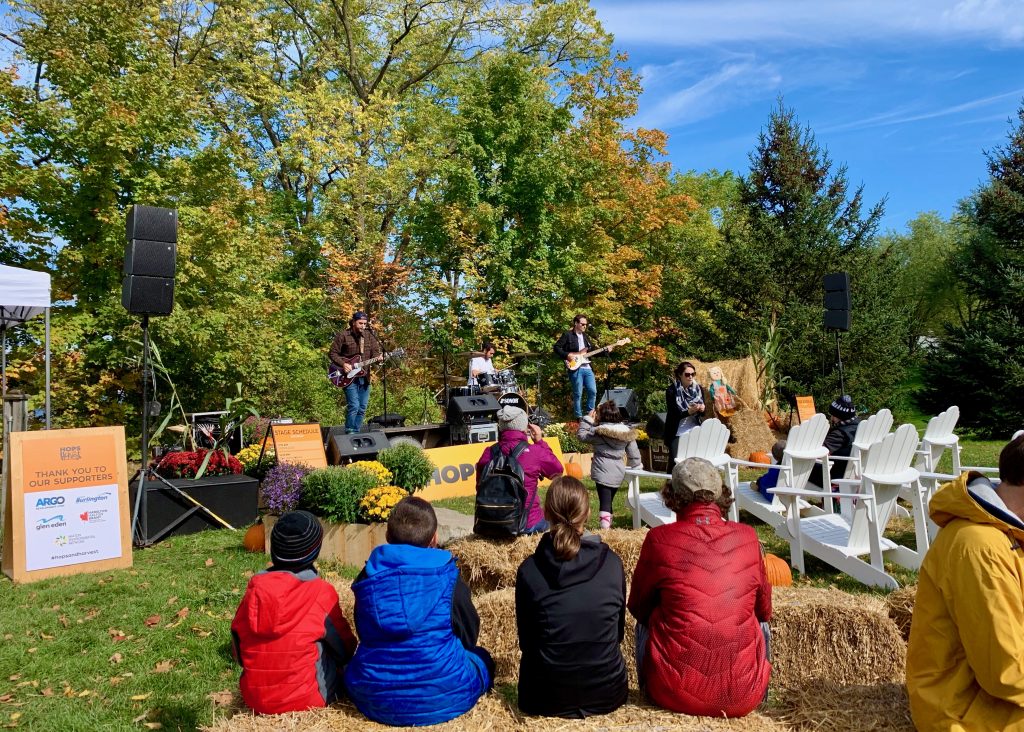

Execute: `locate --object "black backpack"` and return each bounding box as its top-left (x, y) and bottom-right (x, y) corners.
top-left (474, 441), bottom-right (530, 538)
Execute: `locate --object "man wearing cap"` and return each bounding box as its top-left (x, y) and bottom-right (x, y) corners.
top-left (329, 311), bottom-right (382, 433)
top-left (808, 395), bottom-right (861, 489)
top-left (628, 458), bottom-right (772, 717)
top-left (475, 405), bottom-right (563, 533)
top-left (231, 510), bottom-right (357, 715)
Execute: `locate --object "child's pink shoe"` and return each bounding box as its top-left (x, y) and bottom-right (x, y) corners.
top-left (599, 512), bottom-right (612, 530)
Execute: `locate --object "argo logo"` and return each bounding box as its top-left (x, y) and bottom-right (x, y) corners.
top-left (35, 496), bottom-right (65, 508)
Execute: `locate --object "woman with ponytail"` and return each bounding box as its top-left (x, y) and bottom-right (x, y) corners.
top-left (514, 476), bottom-right (628, 718)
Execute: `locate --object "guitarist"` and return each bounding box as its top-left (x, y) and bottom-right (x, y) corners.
top-left (329, 311), bottom-right (382, 434)
top-left (553, 314), bottom-right (615, 420)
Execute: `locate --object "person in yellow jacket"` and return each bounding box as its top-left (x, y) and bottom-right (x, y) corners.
top-left (907, 433), bottom-right (1024, 731)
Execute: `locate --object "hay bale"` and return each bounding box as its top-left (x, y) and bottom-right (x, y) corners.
top-left (771, 587), bottom-right (906, 688)
top-left (885, 585), bottom-right (917, 642)
top-left (689, 357), bottom-right (762, 411)
top-left (446, 535), bottom-right (542, 593)
top-left (726, 407), bottom-right (777, 460)
top-left (771, 680), bottom-right (913, 731)
top-left (597, 527), bottom-right (648, 581)
top-left (475, 589), bottom-right (520, 685)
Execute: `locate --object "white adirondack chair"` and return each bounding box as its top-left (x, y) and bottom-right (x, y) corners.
top-left (626, 418), bottom-right (732, 528)
top-left (732, 413), bottom-right (830, 528)
top-left (830, 409), bottom-right (894, 481)
top-left (915, 406), bottom-right (961, 474)
top-left (771, 423), bottom-right (923, 590)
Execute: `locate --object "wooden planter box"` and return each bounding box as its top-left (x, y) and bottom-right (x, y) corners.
top-left (129, 473), bottom-right (259, 542)
top-left (263, 515), bottom-right (387, 568)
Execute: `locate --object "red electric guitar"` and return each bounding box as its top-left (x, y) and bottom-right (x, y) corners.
top-left (328, 348), bottom-right (406, 388)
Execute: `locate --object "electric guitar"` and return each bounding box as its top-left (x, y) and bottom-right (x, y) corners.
top-left (328, 348), bottom-right (406, 388)
top-left (564, 338), bottom-right (631, 371)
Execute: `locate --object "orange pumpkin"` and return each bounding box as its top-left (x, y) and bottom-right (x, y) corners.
top-left (243, 520), bottom-right (266, 553)
top-left (763, 552), bottom-right (793, 587)
top-left (749, 450), bottom-right (772, 465)
top-left (564, 461), bottom-right (584, 479)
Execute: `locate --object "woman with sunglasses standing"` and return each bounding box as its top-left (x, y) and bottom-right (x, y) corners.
top-left (664, 362), bottom-right (710, 460)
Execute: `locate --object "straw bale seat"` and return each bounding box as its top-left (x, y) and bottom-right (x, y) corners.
top-left (772, 679), bottom-right (913, 731)
top-left (884, 585), bottom-right (917, 642)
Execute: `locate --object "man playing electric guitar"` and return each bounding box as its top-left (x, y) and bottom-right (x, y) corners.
top-left (329, 311), bottom-right (382, 434)
top-left (553, 314), bottom-right (622, 419)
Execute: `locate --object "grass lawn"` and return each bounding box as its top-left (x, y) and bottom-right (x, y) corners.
top-left (0, 437), bottom-right (1006, 730)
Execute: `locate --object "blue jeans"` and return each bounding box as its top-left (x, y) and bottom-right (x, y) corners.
top-left (568, 367), bottom-right (597, 419)
top-left (522, 518), bottom-right (549, 535)
top-left (344, 379), bottom-right (371, 433)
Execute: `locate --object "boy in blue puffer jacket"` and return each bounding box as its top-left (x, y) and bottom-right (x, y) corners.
top-left (344, 496), bottom-right (494, 726)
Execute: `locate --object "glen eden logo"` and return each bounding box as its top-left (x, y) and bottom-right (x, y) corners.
top-left (37, 515), bottom-right (64, 525)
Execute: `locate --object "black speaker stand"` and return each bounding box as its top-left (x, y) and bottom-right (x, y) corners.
top-left (833, 329), bottom-right (846, 395)
top-left (129, 316), bottom-right (234, 546)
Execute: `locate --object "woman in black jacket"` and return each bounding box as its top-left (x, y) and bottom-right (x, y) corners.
top-left (664, 361), bottom-right (710, 459)
top-left (515, 476), bottom-right (628, 718)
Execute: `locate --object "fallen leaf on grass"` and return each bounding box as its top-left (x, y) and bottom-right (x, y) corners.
top-left (58, 616), bottom-right (69, 628)
top-left (39, 633), bottom-right (53, 640)
top-left (77, 690), bottom-right (91, 698)
top-left (0, 695), bottom-right (11, 703)
top-left (143, 615), bottom-right (160, 627)
top-left (153, 661), bottom-right (174, 674)
top-left (207, 689), bottom-right (233, 707)
top-left (5, 677), bottom-right (15, 682)
top-left (130, 693), bottom-right (151, 701)
top-left (165, 596), bottom-right (178, 606)
top-left (175, 607), bottom-right (189, 620)
top-left (144, 724), bottom-right (162, 730)
top-left (9, 713), bottom-right (21, 721)
top-left (25, 649), bottom-right (36, 655)
top-left (204, 558), bottom-right (214, 567)
top-left (190, 627), bottom-right (211, 638)
top-left (109, 653), bottom-right (123, 665)
top-left (39, 689), bottom-right (52, 698)
top-left (108, 628), bottom-right (126, 640)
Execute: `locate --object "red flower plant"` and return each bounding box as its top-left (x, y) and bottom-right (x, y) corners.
top-left (155, 449), bottom-right (243, 479)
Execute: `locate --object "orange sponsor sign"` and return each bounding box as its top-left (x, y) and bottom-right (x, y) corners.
top-left (270, 423), bottom-right (328, 469)
top-left (795, 396), bottom-right (817, 424)
top-left (2, 426), bottom-right (131, 583)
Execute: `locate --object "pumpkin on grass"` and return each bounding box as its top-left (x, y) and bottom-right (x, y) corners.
top-left (564, 461), bottom-right (584, 479)
top-left (749, 450), bottom-right (772, 465)
top-left (243, 520), bottom-right (266, 553)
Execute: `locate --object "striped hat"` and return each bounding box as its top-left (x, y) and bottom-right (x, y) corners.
top-left (270, 510), bottom-right (323, 569)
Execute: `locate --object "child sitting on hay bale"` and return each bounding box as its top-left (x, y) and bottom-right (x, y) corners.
top-left (515, 476), bottom-right (628, 718)
top-left (907, 433), bottom-right (1024, 731)
top-left (231, 510), bottom-right (358, 715)
top-left (344, 497), bottom-right (494, 726)
top-left (577, 401), bottom-right (643, 529)
top-left (628, 458), bottom-right (772, 718)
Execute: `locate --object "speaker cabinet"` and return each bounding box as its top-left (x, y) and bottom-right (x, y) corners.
top-left (122, 274), bottom-right (174, 315)
top-left (646, 412), bottom-right (668, 440)
top-left (823, 271), bottom-right (851, 332)
top-left (126, 204), bottom-right (178, 243)
top-left (124, 239), bottom-right (176, 278)
top-left (599, 388), bottom-right (639, 421)
top-left (328, 431), bottom-right (391, 464)
top-left (446, 394), bottom-right (500, 424)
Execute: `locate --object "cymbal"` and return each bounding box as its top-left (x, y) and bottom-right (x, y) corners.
top-left (510, 351), bottom-right (541, 358)
top-left (454, 351), bottom-right (485, 358)
top-left (446, 376), bottom-right (469, 384)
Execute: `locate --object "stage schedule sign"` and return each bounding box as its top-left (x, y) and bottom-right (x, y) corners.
top-left (2, 426), bottom-right (131, 583)
top-left (270, 423), bottom-right (328, 469)
top-left (795, 396), bottom-right (817, 425)
top-left (419, 437), bottom-right (564, 502)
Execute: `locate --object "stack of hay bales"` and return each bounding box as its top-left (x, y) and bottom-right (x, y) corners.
top-left (688, 357), bottom-right (777, 459)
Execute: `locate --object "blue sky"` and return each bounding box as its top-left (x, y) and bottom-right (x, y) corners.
top-left (591, 0), bottom-right (1024, 233)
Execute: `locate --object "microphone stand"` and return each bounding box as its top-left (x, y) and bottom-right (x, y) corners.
top-left (367, 323), bottom-right (387, 428)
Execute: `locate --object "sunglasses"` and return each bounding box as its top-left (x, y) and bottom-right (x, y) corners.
top-left (682, 371), bottom-right (696, 377)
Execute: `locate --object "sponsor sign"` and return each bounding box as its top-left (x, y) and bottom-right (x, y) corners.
top-left (270, 423), bottom-right (327, 470)
top-left (2, 426), bottom-right (131, 583)
top-left (418, 437), bottom-right (564, 502)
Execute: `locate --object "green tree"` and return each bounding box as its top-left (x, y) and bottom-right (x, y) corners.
top-left (922, 103), bottom-right (1024, 436)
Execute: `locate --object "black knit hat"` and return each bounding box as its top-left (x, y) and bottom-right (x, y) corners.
top-left (829, 395), bottom-right (856, 421)
top-left (270, 510), bottom-right (323, 569)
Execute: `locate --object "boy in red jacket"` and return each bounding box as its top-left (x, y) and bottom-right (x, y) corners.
top-left (231, 510), bottom-right (357, 714)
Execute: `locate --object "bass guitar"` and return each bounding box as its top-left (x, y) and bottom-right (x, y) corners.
top-left (328, 348), bottom-right (406, 388)
top-left (564, 338), bottom-right (631, 371)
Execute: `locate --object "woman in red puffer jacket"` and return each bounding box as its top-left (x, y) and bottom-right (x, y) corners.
top-left (628, 458), bottom-right (772, 718)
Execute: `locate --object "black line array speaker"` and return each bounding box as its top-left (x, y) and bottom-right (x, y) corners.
top-left (123, 205), bottom-right (177, 316)
top-left (600, 388), bottom-right (639, 421)
top-left (328, 431), bottom-right (391, 464)
top-left (446, 394), bottom-right (500, 424)
top-left (823, 271), bottom-right (851, 332)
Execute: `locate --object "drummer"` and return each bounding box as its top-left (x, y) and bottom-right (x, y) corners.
top-left (468, 342), bottom-right (497, 388)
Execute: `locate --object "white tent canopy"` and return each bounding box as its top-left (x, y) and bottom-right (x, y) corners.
top-left (0, 263), bottom-right (52, 429)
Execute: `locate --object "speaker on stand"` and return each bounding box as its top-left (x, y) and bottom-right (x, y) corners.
top-left (823, 272), bottom-right (851, 395)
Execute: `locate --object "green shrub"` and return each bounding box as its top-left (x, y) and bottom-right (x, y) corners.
top-left (377, 443), bottom-right (435, 493)
top-left (300, 465), bottom-right (380, 523)
top-left (543, 422), bottom-right (591, 454)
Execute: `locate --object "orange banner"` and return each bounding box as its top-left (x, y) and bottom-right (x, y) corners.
top-left (418, 437), bottom-right (564, 502)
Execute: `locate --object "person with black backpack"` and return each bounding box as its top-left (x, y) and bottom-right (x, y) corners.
top-left (474, 406), bottom-right (563, 536)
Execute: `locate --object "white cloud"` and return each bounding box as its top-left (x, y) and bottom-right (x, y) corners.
top-left (592, 0), bottom-right (1024, 47)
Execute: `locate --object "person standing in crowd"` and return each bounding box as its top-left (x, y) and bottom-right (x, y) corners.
top-left (476, 405), bottom-right (564, 534)
top-left (328, 311), bottom-right (382, 434)
top-left (468, 342), bottom-right (497, 388)
top-left (907, 434), bottom-right (1024, 731)
top-left (578, 401), bottom-right (643, 529)
top-left (663, 362), bottom-right (709, 460)
top-left (553, 315), bottom-right (613, 419)
top-left (515, 476), bottom-right (628, 718)
top-left (231, 510), bottom-right (357, 715)
top-left (807, 395), bottom-right (861, 488)
top-left (628, 458), bottom-right (772, 718)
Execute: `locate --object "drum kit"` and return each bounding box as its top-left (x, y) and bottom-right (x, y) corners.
top-left (433, 350), bottom-right (545, 424)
